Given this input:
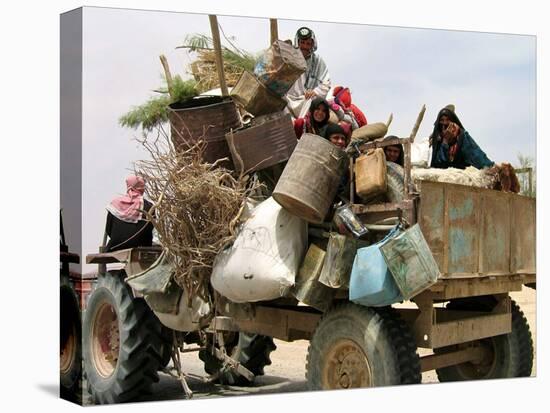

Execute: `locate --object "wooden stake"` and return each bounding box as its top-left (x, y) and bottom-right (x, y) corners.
top-left (409, 104), bottom-right (426, 143)
top-left (159, 54), bottom-right (174, 99)
top-left (270, 19), bottom-right (279, 45)
top-left (208, 15), bottom-right (229, 96)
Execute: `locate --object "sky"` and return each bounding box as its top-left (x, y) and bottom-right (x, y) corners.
top-left (65, 6), bottom-right (536, 274)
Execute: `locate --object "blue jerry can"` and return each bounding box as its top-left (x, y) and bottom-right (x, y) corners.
top-left (349, 228), bottom-right (403, 307)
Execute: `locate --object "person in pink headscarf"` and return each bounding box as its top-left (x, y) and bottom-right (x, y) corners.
top-left (104, 175), bottom-right (154, 252)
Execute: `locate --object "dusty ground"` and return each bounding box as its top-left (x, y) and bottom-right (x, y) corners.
top-left (83, 287), bottom-right (536, 404)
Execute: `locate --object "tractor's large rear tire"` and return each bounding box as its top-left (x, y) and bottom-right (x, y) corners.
top-left (83, 273), bottom-right (169, 404)
top-left (60, 275), bottom-right (82, 402)
top-left (199, 333), bottom-right (277, 386)
top-left (305, 303), bottom-right (420, 390)
top-left (435, 298), bottom-right (533, 381)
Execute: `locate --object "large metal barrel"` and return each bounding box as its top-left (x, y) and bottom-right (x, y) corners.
top-left (273, 133), bottom-right (347, 223)
top-left (168, 96), bottom-right (242, 168)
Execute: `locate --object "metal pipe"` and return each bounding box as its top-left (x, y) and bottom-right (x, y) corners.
top-left (363, 224), bottom-right (396, 231)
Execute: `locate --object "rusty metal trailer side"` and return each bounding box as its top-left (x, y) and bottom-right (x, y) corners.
top-left (417, 180), bottom-right (536, 279)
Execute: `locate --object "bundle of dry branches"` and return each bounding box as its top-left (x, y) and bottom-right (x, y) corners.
top-left (190, 49), bottom-right (247, 92)
top-left (134, 124), bottom-right (259, 303)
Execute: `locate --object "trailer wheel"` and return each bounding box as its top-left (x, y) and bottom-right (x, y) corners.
top-left (199, 332), bottom-right (276, 386)
top-left (83, 273), bottom-right (168, 404)
top-left (60, 275), bottom-right (82, 401)
top-left (306, 303), bottom-right (420, 390)
top-left (509, 300), bottom-right (534, 377)
top-left (386, 162), bottom-right (405, 203)
top-left (435, 298), bottom-right (533, 381)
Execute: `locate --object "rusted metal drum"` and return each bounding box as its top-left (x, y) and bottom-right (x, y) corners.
top-left (225, 112), bottom-right (297, 174)
top-left (272, 133), bottom-right (347, 224)
top-left (168, 96), bottom-right (242, 168)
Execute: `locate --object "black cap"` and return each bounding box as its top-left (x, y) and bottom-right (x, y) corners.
top-left (325, 123), bottom-right (347, 139)
top-left (296, 27), bottom-right (313, 40)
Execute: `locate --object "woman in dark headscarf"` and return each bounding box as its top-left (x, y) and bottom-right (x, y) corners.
top-left (429, 105), bottom-right (494, 169)
top-left (293, 97), bottom-right (331, 139)
top-left (382, 135), bottom-right (404, 166)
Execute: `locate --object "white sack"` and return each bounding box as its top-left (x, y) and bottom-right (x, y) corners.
top-left (411, 137), bottom-right (431, 168)
top-left (412, 166), bottom-right (496, 189)
top-left (211, 197), bottom-right (308, 303)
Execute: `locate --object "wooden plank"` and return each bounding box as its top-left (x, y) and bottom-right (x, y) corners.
top-left (431, 313), bottom-right (511, 348)
top-left (86, 249), bottom-right (132, 264)
top-left (270, 19), bottom-right (278, 45)
top-left (403, 141), bottom-right (411, 197)
top-left (428, 276), bottom-right (529, 300)
top-left (208, 15), bottom-right (228, 96)
top-left (352, 199), bottom-right (414, 214)
top-left (360, 137), bottom-right (410, 152)
top-left (60, 251), bottom-right (80, 264)
top-left (235, 306), bottom-right (322, 341)
top-left (420, 346), bottom-right (487, 372)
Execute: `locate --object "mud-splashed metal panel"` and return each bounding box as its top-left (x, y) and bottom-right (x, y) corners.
top-left (511, 195), bottom-right (536, 273)
top-left (417, 181), bottom-right (535, 278)
top-left (446, 185), bottom-right (480, 275)
top-left (417, 181), bottom-right (445, 271)
top-left (479, 190), bottom-right (511, 274)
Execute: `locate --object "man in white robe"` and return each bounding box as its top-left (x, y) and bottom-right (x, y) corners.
top-left (285, 27), bottom-right (331, 119)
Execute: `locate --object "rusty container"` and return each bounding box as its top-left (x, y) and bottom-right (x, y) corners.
top-left (254, 40), bottom-right (307, 97)
top-left (230, 71), bottom-right (288, 117)
top-left (225, 112), bottom-right (297, 174)
top-left (318, 233), bottom-right (357, 289)
top-left (168, 96), bottom-right (242, 168)
top-left (380, 224), bottom-right (440, 299)
top-left (272, 133), bottom-right (347, 224)
top-left (292, 243), bottom-right (335, 312)
top-left (355, 148), bottom-right (387, 199)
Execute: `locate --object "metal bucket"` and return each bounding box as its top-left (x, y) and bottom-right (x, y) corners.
top-left (272, 133), bottom-right (347, 224)
top-left (225, 112), bottom-right (297, 174)
top-left (168, 96), bottom-right (242, 168)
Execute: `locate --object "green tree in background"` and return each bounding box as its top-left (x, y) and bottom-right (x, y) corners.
top-left (516, 153), bottom-right (536, 198)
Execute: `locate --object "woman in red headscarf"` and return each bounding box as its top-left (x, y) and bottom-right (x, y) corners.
top-left (104, 175), bottom-right (154, 252)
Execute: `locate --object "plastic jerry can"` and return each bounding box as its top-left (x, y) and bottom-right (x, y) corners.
top-left (355, 148), bottom-right (387, 199)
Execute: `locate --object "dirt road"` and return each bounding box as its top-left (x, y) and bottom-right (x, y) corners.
top-left (83, 287), bottom-right (536, 404)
